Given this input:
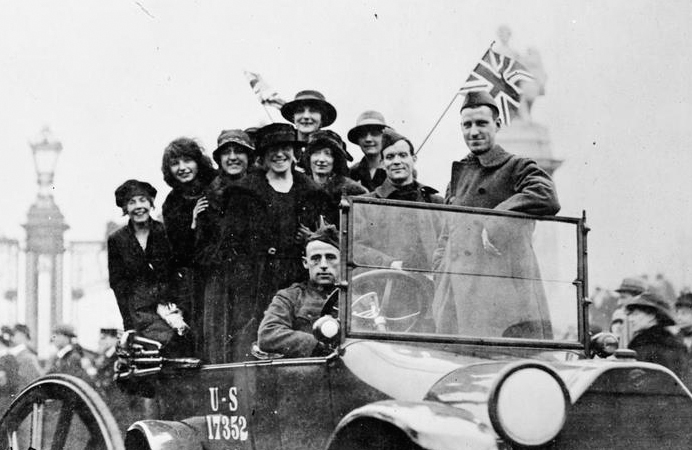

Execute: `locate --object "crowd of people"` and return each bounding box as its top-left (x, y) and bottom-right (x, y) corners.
top-left (0, 323), bottom-right (119, 411)
top-left (591, 275), bottom-right (692, 385)
top-left (104, 87), bottom-right (562, 364)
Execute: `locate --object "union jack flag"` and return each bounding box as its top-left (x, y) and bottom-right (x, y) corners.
top-left (459, 45), bottom-right (534, 125)
top-left (244, 71), bottom-right (286, 109)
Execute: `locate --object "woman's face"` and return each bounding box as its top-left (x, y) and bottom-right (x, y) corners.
top-left (264, 145), bottom-right (294, 174)
top-left (169, 156), bottom-right (199, 184)
top-left (293, 105), bottom-right (323, 136)
top-left (627, 308), bottom-right (657, 334)
top-left (126, 195), bottom-right (153, 224)
top-left (310, 148), bottom-right (334, 176)
top-left (219, 146), bottom-right (249, 177)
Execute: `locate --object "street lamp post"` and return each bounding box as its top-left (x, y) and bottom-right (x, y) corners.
top-left (23, 126), bottom-right (69, 355)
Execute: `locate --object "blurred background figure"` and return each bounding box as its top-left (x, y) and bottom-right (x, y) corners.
top-left (8, 324), bottom-right (42, 387)
top-left (93, 328), bottom-right (120, 397)
top-left (625, 292), bottom-right (687, 379)
top-left (612, 276), bottom-right (648, 346)
top-left (0, 327), bottom-right (20, 413)
top-left (675, 292), bottom-right (692, 386)
top-left (47, 324), bottom-right (92, 382)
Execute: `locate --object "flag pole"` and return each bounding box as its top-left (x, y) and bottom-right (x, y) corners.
top-left (261, 103), bottom-right (275, 122)
top-left (415, 92), bottom-right (459, 155)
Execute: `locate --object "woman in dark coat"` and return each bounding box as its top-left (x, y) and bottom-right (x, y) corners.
top-left (302, 130), bottom-right (366, 206)
top-left (197, 123), bottom-right (330, 364)
top-left (193, 129), bottom-right (256, 364)
top-left (625, 291), bottom-right (688, 378)
top-left (161, 137), bottom-right (215, 344)
top-left (107, 180), bottom-right (189, 354)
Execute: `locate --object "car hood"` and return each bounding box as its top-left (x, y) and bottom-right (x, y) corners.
top-left (339, 339), bottom-right (671, 405)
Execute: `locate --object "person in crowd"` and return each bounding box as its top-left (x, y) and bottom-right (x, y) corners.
top-left (347, 110), bottom-right (389, 191)
top-left (356, 128), bottom-right (443, 268)
top-left (0, 328), bottom-right (20, 413)
top-left (611, 276), bottom-right (648, 345)
top-left (46, 324), bottom-right (92, 381)
top-left (7, 325), bottom-right (41, 386)
top-left (107, 179), bottom-right (190, 355)
top-left (258, 225), bottom-right (340, 358)
top-left (93, 328), bottom-right (120, 396)
top-left (675, 292), bottom-right (692, 385)
top-left (190, 129), bottom-right (255, 356)
top-left (303, 130), bottom-right (366, 207)
top-left (160, 138), bottom-right (215, 350)
top-left (193, 130), bottom-right (258, 363)
top-left (208, 123), bottom-right (331, 362)
top-left (431, 90), bottom-right (560, 338)
top-left (625, 291), bottom-right (687, 378)
top-left (280, 90), bottom-right (345, 167)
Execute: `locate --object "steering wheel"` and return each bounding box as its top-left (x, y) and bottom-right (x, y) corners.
top-left (350, 269), bottom-right (433, 332)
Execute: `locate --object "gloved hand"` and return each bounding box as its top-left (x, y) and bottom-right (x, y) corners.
top-left (157, 303), bottom-right (190, 336)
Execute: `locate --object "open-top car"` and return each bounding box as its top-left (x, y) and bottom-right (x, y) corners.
top-left (2, 197), bottom-right (692, 450)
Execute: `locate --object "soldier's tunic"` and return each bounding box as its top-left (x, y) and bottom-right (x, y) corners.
top-left (258, 282), bottom-right (331, 358)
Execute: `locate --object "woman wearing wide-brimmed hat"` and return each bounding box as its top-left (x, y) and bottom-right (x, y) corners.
top-left (281, 90), bottom-right (343, 168)
top-left (303, 130), bottom-right (366, 206)
top-left (625, 291), bottom-right (687, 377)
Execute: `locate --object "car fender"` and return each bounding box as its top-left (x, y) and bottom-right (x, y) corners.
top-left (326, 400), bottom-right (497, 450)
top-left (125, 419), bottom-right (203, 450)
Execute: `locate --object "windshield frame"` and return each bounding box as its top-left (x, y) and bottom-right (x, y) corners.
top-left (338, 196), bottom-right (589, 352)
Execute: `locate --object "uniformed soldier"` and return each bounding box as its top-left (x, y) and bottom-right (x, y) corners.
top-left (257, 226), bottom-right (340, 358)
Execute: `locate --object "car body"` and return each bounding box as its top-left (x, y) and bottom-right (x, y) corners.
top-left (2, 197), bottom-right (692, 449)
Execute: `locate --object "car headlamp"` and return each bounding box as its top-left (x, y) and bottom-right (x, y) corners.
top-left (488, 362), bottom-right (570, 448)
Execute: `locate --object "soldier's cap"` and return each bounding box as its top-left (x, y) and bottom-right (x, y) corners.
top-left (114, 179), bottom-right (157, 208)
top-left (12, 323), bottom-right (30, 339)
top-left (281, 90), bottom-right (337, 127)
top-left (675, 292), bottom-right (692, 309)
top-left (306, 130), bottom-right (353, 162)
top-left (460, 90), bottom-right (500, 117)
top-left (380, 128), bottom-right (414, 156)
top-left (255, 123), bottom-right (301, 155)
top-left (100, 328), bottom-right (120, 338)
top-left (347, 110), bottom-right (388, 144)
top-left (306, 224), bottom-right (339, 250)
top-left (624, 291), bottom-right (676, 326)
top-left (614, 277), bottom-right (647, 295)
top-left (53, 323), bottom-right (77, 338)
top-left (213, 129), bottom-right (255, 163)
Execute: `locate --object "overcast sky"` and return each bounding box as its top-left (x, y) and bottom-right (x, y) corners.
top-left (2, 0), bottom-right (691, 291)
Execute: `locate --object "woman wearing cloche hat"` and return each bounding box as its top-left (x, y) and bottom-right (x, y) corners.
top-left (625, 291), bottom-right (687, 377)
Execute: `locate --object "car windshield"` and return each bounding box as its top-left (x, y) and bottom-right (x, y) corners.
top-left (346, 199), bottom-right (583, 345)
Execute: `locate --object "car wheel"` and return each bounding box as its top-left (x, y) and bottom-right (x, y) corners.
top-left (0, 374), bottom-right (124, 450)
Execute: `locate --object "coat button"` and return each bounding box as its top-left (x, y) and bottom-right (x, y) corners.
top-left (478, 187), bottom-right (486, 194)
top-left (267, 247), bottom-right (277, 255)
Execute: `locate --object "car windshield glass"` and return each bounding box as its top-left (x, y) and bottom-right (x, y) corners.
top-left (348, 200), bottom-right (581, 343)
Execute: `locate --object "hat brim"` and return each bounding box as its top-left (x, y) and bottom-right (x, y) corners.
top-left (257, 140), bottom-right (304, 156)
top-left (347, 123), bottom-right (387, 144)
top-left (213, 140), bottom-right (254, 160)
top-left (281, 99), bottom-right (337, 127)
top-left (624, 298), bottom-right (676, 325)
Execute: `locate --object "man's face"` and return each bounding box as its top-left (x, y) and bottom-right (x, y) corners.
top-left (627, 308), bottom-right (656, 334)
top-left (126, 195), bottom-right (153, 224)
top-left (263, 145), bottom-right (294, 174)
top-left (303, 240), bottom-right (340, 287)
top-left (356, 127), bottom-right (384, 157)
top-left (382, 140), bottom-right (415, 185)
top-left (219, 146), bottom-right (249, 177)
top-left (12, 331), bottom-right (28, 346)
top-left (676, 306), bottom-right (692, 328)
top-left (51, 332), bottom-right (70, 350)
top-left (293, 105), bottom-right (323, 136)
top-left (98, 333), bottom-right (118, 353)
top-left (310, 148), bottom-right (335, 176)
top-left (460, 106), bottom-right (500, 155)
top-left (169, 156), bottom-right (199, 184)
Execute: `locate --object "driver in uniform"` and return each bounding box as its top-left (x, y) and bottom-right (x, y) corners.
top-left (257, 226), bottom-right (340, 358)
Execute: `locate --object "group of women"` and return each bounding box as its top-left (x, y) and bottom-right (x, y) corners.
top-left (108, 90), bottom-right (379, 364)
